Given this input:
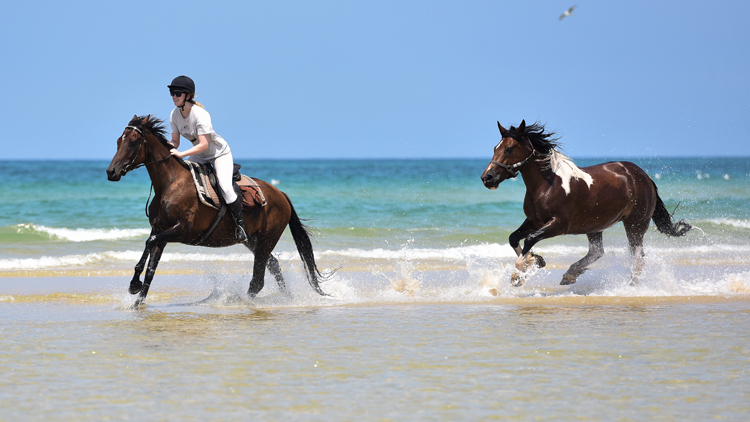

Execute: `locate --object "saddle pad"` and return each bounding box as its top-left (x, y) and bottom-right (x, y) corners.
top-left (239, 175), bottom-right (267, 208)
top-left (188, 162), bottom-right (222, 210)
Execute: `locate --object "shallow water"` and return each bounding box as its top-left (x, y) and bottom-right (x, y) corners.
top-left (2, 273), bottom-right (750, 421)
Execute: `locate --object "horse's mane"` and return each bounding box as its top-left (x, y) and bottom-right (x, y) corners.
top-left (129, 115), bottom-right (171, 149)
top-left (507, 121), bottom-right (561, 155)
top-left (508, 121), bottom-right (591, 184)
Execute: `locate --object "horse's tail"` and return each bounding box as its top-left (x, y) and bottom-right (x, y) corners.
top-left (283, 192), bottom-right (333, 296)
top-left (651, 181), bottom-right (691, 237)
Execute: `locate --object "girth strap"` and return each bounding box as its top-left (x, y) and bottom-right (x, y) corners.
top-left (190, 203), bottom-right (228, 246)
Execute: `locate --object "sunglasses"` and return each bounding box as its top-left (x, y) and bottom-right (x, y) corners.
top-left (170, 91), bottom-right (186, 97)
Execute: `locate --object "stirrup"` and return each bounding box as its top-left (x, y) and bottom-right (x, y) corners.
top-left (236, 227), bottom-right (248, 242)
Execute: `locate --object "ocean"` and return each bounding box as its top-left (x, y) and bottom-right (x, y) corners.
top-left (1, 157), bottom-right (749, 420)
top-left (2, 158), bottom-right (749, 287)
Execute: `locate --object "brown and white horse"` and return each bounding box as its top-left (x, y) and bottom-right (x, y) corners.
top-left (107, 115), bottom-right (330, 305)
top-left (480, 120), bottom-right (691, 286)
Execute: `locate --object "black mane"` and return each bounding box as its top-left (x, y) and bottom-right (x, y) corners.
top-left (128, 115), bottom-right (171, 148)
top-left (507, 121), bottom-right (561, 154)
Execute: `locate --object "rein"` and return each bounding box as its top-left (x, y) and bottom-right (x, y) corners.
top-left (122, 126), bottom-right (171, 173)
top-left (490, 137), bottom-right (536, 177)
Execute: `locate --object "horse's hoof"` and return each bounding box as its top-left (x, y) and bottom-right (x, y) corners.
top-left (516, 253), bottom-right (542, 272)
top-left (532, 253), bottom-right (546, 268)
top-left (511, 272), bottom-right (526, 287)
top-left (131, 296), bottom-right (146, 308)
top-left (560, 274), bottom-right (577, 285)
top-left (128, 281), bottom-right (143, 295)
top-left (514, 259), bottom-right (527, 272)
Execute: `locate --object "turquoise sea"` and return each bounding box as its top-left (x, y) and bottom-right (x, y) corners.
top-left (2, 157), bottom-right (750, 420)
top-left (2, 158), bottom-right (749, 285)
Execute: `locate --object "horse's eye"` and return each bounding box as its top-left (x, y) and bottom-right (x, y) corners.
top-left (505, 147), bottom-right (513, 154)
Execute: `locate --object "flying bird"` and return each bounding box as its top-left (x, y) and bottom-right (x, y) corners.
top-left (559, 5), bottom-right (577, 20)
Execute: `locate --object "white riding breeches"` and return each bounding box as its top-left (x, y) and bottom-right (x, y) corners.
top-left (187, 152), bottom-right (238, 204)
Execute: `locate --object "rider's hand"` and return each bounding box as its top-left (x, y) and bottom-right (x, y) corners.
top-left (170, 149), bottom-right (182, 158)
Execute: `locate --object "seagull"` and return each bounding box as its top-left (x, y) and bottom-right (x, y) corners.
top-left (559, 5), bottom-right (577, 20)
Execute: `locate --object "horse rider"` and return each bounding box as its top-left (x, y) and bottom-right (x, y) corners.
top-left (166, 75), bottom-right (249, 242)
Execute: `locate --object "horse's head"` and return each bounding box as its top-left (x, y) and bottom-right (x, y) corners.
top-left (481, 120), bottom-right (535, 189)
top-left (106, 115), bottom-right (152, 181)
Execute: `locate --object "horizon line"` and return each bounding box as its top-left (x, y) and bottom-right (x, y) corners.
top-left (1, 155), bottom-right (749, 161)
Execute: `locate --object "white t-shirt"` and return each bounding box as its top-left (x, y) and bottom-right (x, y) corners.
top-left (170, 106), bottom-right (230, 160)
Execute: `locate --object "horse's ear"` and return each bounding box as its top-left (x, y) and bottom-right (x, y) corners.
top-left (141, 115), bottom-right (150, 125)
top-left (518, 120), bottom-right (526, 133)
top-left (497, 121), bottom-right (508, 137)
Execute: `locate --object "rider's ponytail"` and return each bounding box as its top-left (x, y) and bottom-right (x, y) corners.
top-left (186, 93), bottom-right (204, 109)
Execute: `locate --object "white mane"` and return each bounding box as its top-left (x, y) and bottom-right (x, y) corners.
top-left (543, 150), bottom-right (593, 195)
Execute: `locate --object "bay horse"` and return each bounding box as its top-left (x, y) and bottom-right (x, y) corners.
top-left (480, 120), bottom-right (691, 286)
top-left (106, 115), bottom-right (330, 305)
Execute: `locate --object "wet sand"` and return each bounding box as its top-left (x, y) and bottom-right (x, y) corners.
top-left (2, 273), bottom-right (750, 420)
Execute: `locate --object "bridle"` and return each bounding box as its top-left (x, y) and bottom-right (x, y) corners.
top-left (489, 136), bottom-right (536, 178)
top-left (120, 125), bottom-right (171, 174)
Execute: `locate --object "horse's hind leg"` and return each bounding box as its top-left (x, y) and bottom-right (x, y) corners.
top-left (243, 238), bottom-right (274, 297)
top-left (247, 243), bottom-right (272, 297)
top-left (624, 219), bottom-right (648, 285)
top-left (561, 232), bottom-right (604, 285)
top-left (266, 254), bottom-right (289, 295)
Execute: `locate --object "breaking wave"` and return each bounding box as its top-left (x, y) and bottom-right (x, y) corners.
top-left (2, 224), bottom-right (150, 242)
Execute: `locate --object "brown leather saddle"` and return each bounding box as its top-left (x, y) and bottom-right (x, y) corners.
top-left (187, 162), bottom-right (266, 210)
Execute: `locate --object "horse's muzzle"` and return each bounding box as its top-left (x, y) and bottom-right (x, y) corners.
top-left (481, 171), bottom-right (501, 190)
top-left (106, 166), bottom-right (124, 181)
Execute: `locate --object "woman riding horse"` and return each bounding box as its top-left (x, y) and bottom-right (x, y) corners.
top-left (106, 115), bottom-right (330, 306)
top-left (167, 75), bottom-right (248, 243)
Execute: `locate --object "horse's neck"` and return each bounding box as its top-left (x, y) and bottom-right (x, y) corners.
top-left (519, 158), bottom-right (555, 191)
top-left (143, 138), bottom-right (189, 192)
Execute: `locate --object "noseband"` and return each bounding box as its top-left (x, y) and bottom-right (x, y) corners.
top-left (489, 137), bottom-right (536, 178)
top-left (121, 125), bottom-right (170, 174)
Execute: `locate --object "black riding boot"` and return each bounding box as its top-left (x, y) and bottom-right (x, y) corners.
top-left (228, 198), bottom-right (248, 242)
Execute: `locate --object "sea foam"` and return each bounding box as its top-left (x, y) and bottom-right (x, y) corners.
top-left (17, 224), bottom-right (150, 242)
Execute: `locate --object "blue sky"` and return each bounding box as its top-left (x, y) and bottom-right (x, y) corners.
top-left (2, 1), bottom-right (748, 159)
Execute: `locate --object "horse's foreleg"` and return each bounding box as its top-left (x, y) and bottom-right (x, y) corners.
top-left (129, 246), bottom-right (151, 294)
top-left (266, 254), bottom-right (289, 296)
top-left (129, 230), bottom-right (160, 294)
top-left (509, 220), bottom-right (544, 287)
top-left (511, 219), bottom-right (565, 286)
top-left (509, 219), bottom-right (536, 257)
top-left (134, 242), bottom-right (167, 307)
top-left (130, 223), bottom-right (183, 306)
top-left (517, 219), bottom-right (564, 269)
top-left (561, 232), bottom-right (604, 285)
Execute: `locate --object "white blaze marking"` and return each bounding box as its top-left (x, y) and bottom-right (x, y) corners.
top-left (548, 150), bottom-right (593, 195)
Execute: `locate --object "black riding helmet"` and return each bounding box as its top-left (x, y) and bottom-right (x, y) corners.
top-left (168, 76), bottom-right (196, 111)
top-left (167, 75), bottom-right (195, 95)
